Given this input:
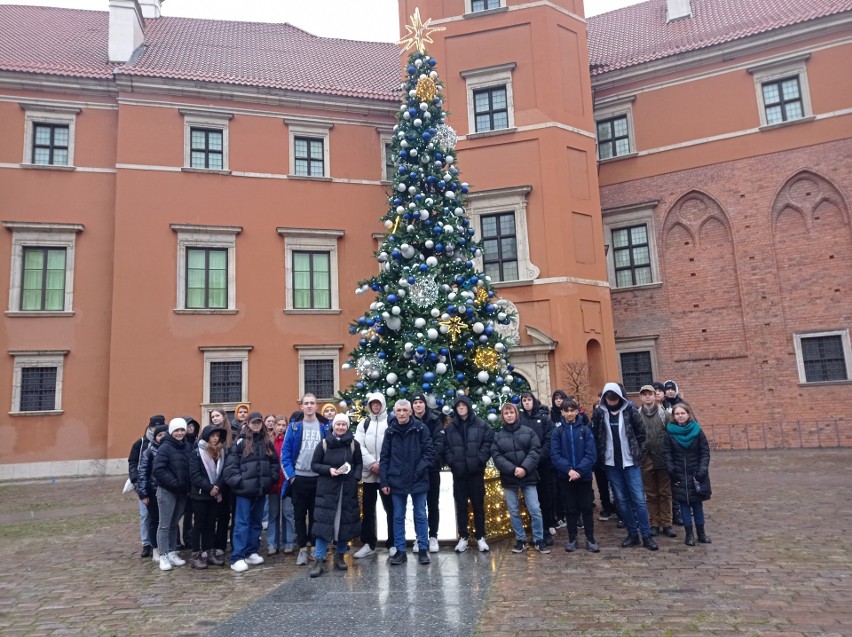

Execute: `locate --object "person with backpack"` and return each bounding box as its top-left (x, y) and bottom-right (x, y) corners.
top-left (137, 422), bottom-right (168, 563)
top-left (128, 415), bottom-right (164, 558)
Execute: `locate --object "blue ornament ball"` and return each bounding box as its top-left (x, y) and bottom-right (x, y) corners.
top-left (387, 294), bottom-right (398, 303)
top-left (511, 395), bottom-right (521, 404)
top-left (416, 345), bottom-right (426, 355)
top-left (465, 340), bottom-right (475, 349)
top-left (455, 354), bottom-right (465, 363)
top-left (420, 264), bottom-right (428, 272)
top-left (423, 372), bottom-right (435, 382)
top-left (407, 66), bottom-right (416, 74)
top-left (422, 383), bottom-right (432, 391)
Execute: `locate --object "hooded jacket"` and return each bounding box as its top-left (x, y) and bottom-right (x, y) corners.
top-left (491, 419), bottom-right (541, 488)
top-left (551, 418), bottom-right (597, 481)
top-left (591, 382), bottom-right (646, 469)
top-left (354, 392), bottom-right (390, 484)
top-left (442, 395), bottom-right (494, 478)
top-left (663, 380), bottom-right (683, 412)
top-left (189, 424), bottom-right (227, 501)
top-left (223, 428), bottom-right (279, 498)
top-left (137, 424), bottom-right (168, 499)
top-left (379, 414), bottom-right (434, 495)
top-left (152, 432), bottom-right (192, 495)
top-left (412, 392), bottom-right (446, 471)
top-left (311, 429), bottom-right (363, 543)
top-left (280, 414), bottom-right (328, 481)
top-left (550, 390), bottom-right (570, 425)
top-left (128, 426), bottom-right (154, 485)
top-left (519, 394), bottom-right (554, 466)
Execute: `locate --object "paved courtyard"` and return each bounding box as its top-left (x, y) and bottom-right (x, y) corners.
top-left (0, 448), bottom-right (850, 636)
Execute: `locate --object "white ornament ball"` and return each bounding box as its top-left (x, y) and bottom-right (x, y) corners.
top-left (495, 342), bottom-right (506, 352)
top-left (443, 225), bottom-right (454, 234)
top-left (404, 342), bottom-right (414, 351)
top-left (445, 191), bottom-right (456, 200)
top-left (446, 155), bottom-right (455, 164)
top-left (454, 207), bottom-right (464, 216)
top-left (504, 375), bottom-right (514, 383)
top-left (435, 362), bottom-right (447, 374)
top-left (413, 118), bottom-right (423, 127)
top-left (425, 240), bottom-right (434, 249)
top-left (498, 312), bottom-right (508, 321)
top-left (427, 328), bottom-right (439, 340)
top-left (414, 317), bottom-right (427, 329)
top-left (392, 306), bottom-right (401, 315)
top-left (482, 395), bottom-right (492, 406)
top-left (407, 370), bottom-right (415, 379)
top-left (420, 102), bottom-right (428, 110)
top-left (426, 256), bottom-right (438, 267)
top-left (386, 387), bottom-right (397, 397)
top-left (419, 210), bottom-right (429, 221)
top-left (397, 183), bottom-right (407, 192)
top-left (442, 405), bottom-right (452, 415)
top-left (487, 413), bottom-right (498, 423)
top-left (477, 371), bottom-right (490, 383)
top-left (386, 372), bottom-right (398, 384)
top-left (472, 322), bottom-right (485, 334)
top-left (448, 292), bottom-right (457, 301)
top-left (501, 386), bottom-right (512, 394)
top-left (342, 362), bottom-right (351, 370)
top-left (369, 370), bottom-right (380, 379)
top-left (430, 308), bottom-right (440, 318)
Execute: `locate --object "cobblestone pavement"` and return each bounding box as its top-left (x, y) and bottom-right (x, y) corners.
top-left (0, 449), bottom-right (849, 636)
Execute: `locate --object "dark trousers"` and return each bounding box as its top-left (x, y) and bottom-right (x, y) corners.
top-left (291, 475), bottom-right (318, 548)
top-left (360, 481), bottom-right (394, 549)
top-left (145, 494), bottom-right (160, 549)
top-left (560, 478), bottom-right (595, 542)
top-left (191, 498), bottom-right (217, 552)
top-left (213, 495), bottom-right (230, 552)
top-left (536, 462), bottom-right (555, 528)
top-left (427, 470), bottom-right (441, 538)
top-left (453, 472), bottom-right (486, 539)
top-left (594, 465), bottom-right (615, 514)
top-left (181, 498), bottom-right (194, 546)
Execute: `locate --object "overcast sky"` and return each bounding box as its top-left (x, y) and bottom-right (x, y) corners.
top-left (0, 0), bottom-right (644, 40)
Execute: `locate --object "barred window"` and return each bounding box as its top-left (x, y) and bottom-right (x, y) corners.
top-left (620, 352), bottom-right (653, 393)
top-left (304, 359), bottom-right (334, 399)
top-left (19, 366), bottom-right (57, 412)
top-left (800, 335), bottom-right (848, 383)
top-left (209, 361), bottom-right (243, 403)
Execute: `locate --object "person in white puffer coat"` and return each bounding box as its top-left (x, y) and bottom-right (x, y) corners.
top-left (352, 392), bottom-right (396, 558)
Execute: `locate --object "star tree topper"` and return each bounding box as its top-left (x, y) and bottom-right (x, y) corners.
top-left (398, 8), bottom-right (446, 53)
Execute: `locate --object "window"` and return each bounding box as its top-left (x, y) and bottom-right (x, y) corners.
top-left (279, 228), bottom-right (343, 313)
top-left (467, 0), bottom-right (503, 11)
top-left (186, 247), bottom-right (227, 309)
top-left (466, 185), bottom-right (539, 284)
top-left (21, 103), bottom-right (80, 168)
top-left (612, 224), bottom-right (652, 288)
top-left (473, 86), bottom-right (509, 133)
top-left (761, 77), bottom-right (803, 125)
top-left (189, 128), bottom-right (224, 170)
top-left (462, 63), bottom-right (516, 137)
top-left (619, 351), bottom-right (653, 393)
top-left (172, 224), bottom-right (241, 313)
top-left (602, 201), bottom-right (660, 290)
top-left (284, 116), bottom-right (333, 178)
top-left (481, 212), bottom-right (518, 282)
top-left (200, 346), bottom-right (251, 417)
top-left (794, 331), bottom-right (851, 384)
top-left (597, 115), bottom-right (630, 160)
top-left (384, 142), bottom-right (395, 181)
top-left (292, 251), bottom-right (331, 309)
top-left (4, 221), bottom-right (83, 315)
top-left (9, 350), bottom-right (68, 415)
top-left (181, 109), bottom-right (232, 172)
top-left (749, 54), bottom-right (812, 128)
top-left (296, 345), bottom-right (342, 401)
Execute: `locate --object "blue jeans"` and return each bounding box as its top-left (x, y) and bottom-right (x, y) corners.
top-left (605, 464), bottom-right (652, 538)
top-left (138, 499), bottom-right (150, 545)
top-left (232, 495), bottom-right (265, 563)
top-left (503, 484), bottom-right (544, 543)
top-left (680, 501), bottom-right (705, 527)
top-left (392, 491), bottom-right (428, 552)
top-left (314, 537), bottom-right (349, 561)
top-left (267, 494), bottom-right (281, 550)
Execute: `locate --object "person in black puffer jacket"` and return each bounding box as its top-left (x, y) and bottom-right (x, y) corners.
top-left (412, 393), bottom-right (445, 552)
top-left (223, 411), bottom-right (279, 572)
top-left (491, 402), bottom-right (548, 554)
top-left (153, 418), bottom-right (193, 571)
top-left (138, 423), bottom-right (168, 561)
top-left (128, 415), bottom-right (163, 558)
top-left (665, 401), bottom-right (712, 547)
top-left (519, 391), bottom-right (556, 545)
top-left (308, 414), bottom-right (363, 577)
top-left (188, 423), bottom-right (229, 569)
top-left (442, 395), bottom-right (494, 553)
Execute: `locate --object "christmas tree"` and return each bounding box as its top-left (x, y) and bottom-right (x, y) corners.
top-left (338, 10), bottom-right (527, 427)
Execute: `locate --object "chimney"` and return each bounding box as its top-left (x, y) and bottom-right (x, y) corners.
top-left (108, 0), bottom-right (145, 63)
top-left (667, 0), bottom-right (693, 22)
top-left (138, 0), bottom-right (163, 19)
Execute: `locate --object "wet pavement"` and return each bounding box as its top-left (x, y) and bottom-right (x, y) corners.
top-left (0, 448), bottom-right (850, 636)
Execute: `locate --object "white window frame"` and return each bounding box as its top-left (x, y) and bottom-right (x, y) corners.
top-left (171, 224), bottom-right (241, 314)
top-left (181, 108), bottom-right (233, 172)
top-left (793, 329), bottom-right (851, 385)
top-left (4, 221), bottom-right (83, 316)
top-left (9, 349), bottom-right (68, 415)
top-left (749, 54), bottom-right (813, 129)
top-left (21, 103), bottom-right (80, 169)
top-left (200, 346), bottom-right (252, 421)
top-left (465, 185), bottom-right (539, 285)
top-left (602, 201), bottom-right (661, 290)
top-left (296, 344), bottom-right (342, 402)
top-left (465, 0), bottom-right (506, 14)
top-left (284, 116), bottom-right (334, 179)
top-left (615, 336), bottom-right (659, 394)
top-left (278, 227), bottom-right (344, 314)
top-left (461, 62), bottom-right (516, 137)
top-left (593, 95), bottom-right (636, 161)
top-left (378, 127), bottom-right (394, 183)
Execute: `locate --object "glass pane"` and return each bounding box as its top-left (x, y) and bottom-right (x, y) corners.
top-left (313, 287), bottom-right (331, 309)
top-left (209, 153), bottom-right (223, 170)
top-left (491, 89), bottom-right (507, 110)
top-left (35, 126), bottom-right (52, 145)
top-left (765, 105), bottom-right (783, 125)
top-left (484, 263), bottom-right (500, 281)
top-left (208, 132), bottom-right (223, 151)
top-left (23, 268), bottom-right (43, 290)
top-left (474, 91), bottom-right (490, 113)
top-left (187, 268), bottom-right (205, 289)
top-left (53, 126), bottom-right (69, 146)
top-left (597, 121), bottom-right (612, 141)
top-left (632, 245), bottom-right (650, 265)
top-left (294, 138), bottom-right (308, 157)
top-left (310, 140), bottom-right (323, 157)
top-left (34, 148), bottom-right (51, 164)
top-left (207, 250), bottom-right (226, 270)
top-left (481, 216), bottom-right (497, 237)
top-left (310, 160), bottom-right (323, 175)
top-left (24, 249), bottom-right (44, 270)
top-left (208, 288), bottom-right (226, 309)
top-left (53, 149), bottom-right (68, 165)
top-left (613, 117), bottom-right (628, 137)
top-left (312, 254), bottom-right (330, 273)
top-left (499, 214), bottom-right (515, 235)
top-left (293, 271), bottom-right (311, 292)
top-left (630, 225), bottom-right (648, 244)
top-left (615, 138), bottom-right (630, 156)
top-left (44, 289), bottom-right (64, 311)
top-left (293, 253), bottom-right (310, 272)
top-left (612, 228), bottom-right (629, 248)
top-left (483, 238), bottom-right (498, 257)
top-left (187, 249), bottom-right (206, 269)
top-left (475, 114), bottom-right (491, 132)
top-left (614, 248), bottom-right (631, 269)
top-left (293, 289), bottom-right (310, 309)
top-left (45, 269), bottom-right (65, 290)
top-left (492, 111), bottom-right (509, 130)
top-left (191, 151), bottom-right (206, 168)
top-left (502, 261), bottom-right (519, 281)
top-left (598, 143), bottom-right (613, 160)
top-left (786, 101), bottom-right (803, 120)
top-left (208, 269), bottom-right (226, 290)
top-left (186, 289), bottom-right (205, 308)
top-left (191, 130), bottom-right (206, 148)
top-left (616, 270), bottom-right (633, 288)
top-left (500, 237), bottom-right (517, 259)
top-left (21, 289), bottom-right (41, 311)
top-left (762, 83), bottom-right (780, 104)
top-left (295, 159), bottom-right (308, 176)
top-left (46, 249), bottom-right (66, 270)
top-left (781, 78), bottom-right (800, 100)
top-left (634, 266), bottom-right (652, 285)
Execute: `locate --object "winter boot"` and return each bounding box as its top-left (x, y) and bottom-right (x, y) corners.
top-left (190, 552), bottom-right (208, 569)
top-left (684, 526), bottom-right (696, 546)
top-left (696, 525), bottom-right (711, 544)
top-left (206, 550), bottom-right (225, 567)
top-left (334, 552), bottom-right (348, 571)
top-left (309, 558), bottom-right (326, 578)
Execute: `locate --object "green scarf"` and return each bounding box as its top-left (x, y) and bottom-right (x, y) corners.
top-left (667, 419), bottom-right (701, 448)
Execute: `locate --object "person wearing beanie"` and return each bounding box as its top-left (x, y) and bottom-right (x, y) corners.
top-left (353, 392), bottom-right (394, 558)
top-left (153, 418), bottom-right (193, 571)
top-left (412, 393), bottom-right (445, 553)
top-left (128, 415), bottom-right (165, 558)
top-left (223, 411), bottom-right (280, 572)
top-left (442, 395), bottom-right (494, 553)
top-left (308, 413), bottom-right (363, 577)
top-left (321, 403), bottom-right (338, 423)
top-left (137, 423), bottom-right (169, 563)
top-left (663, 380), bottom-right (683, 413)
top-left (231, 403), bottom-right (251, 440)
top-left (492, 402), bottom-right (548, 554)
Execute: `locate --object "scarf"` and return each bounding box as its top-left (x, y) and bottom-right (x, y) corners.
top-left (667, 419), bottom-right (701, 448)
top-left (198, 440), bottom-right (224, 487)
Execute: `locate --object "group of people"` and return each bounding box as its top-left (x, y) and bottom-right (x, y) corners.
top-left (127, 378), bottom-right (712, 577)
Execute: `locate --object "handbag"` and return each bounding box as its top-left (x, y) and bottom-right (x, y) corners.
top-left (122, 478), bottom-right (135, 494)
top-left (692, 473), bottom-right (712, 500)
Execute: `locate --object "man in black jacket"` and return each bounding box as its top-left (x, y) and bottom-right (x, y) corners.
top-left (519, 392), bottom-right (556, 546)
top-left (128, 415), bottom-right (164, 558)
top-left (412, 393), bottom-right (445, 553)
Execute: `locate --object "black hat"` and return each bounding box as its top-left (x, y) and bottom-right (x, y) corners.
top-left (652, 382), bottom-right (665, 392)
top-left (201, 424), bottom-right (227, 442)
top-left (664, 380), bottom-right (678, 392)
top-left (148, 415), bottom-right (166, 428)
top-left (152, 424), bottom-right (169, 439)
top-left (248, 411), bottom-right (263, 423)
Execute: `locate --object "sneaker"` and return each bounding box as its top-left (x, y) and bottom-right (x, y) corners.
top-left (283, 545), bottom-right (295, 554)
top-left (296, 548), bottom-right (309, 566)
top-left (477, 538), bottom-right (490, 552)
top-left (245, 553), bottom-right (264, 565)
top-left (158, 555), bottom-right (173, 571)
top-left (548, 527), bottom-right (557, 536)
top-left (555, 519), bottom-right (567, 529)
top-left (598, 511), bottom-right (612, 521)
top-left (389, 550), bottom-right (408, 566)
top-left (388, 546), bottom-right (398, 557)
top-left (261, 520), bottom-right (268, 530)
top-left (267, 546), bottom-right (278, 556)
top-left (586, 539), bottom-right (600, 553)
top-left (167, 551), bottom-right (186, 567)
top-left (428, 537), bottom-right (439, 553)
top-left (454, 538), bottom-right (468, 553)
top-left (354, 544), bottom-right (375, 559)
top-left (418, 549), bottom-right (431, 565)
top-left (511, 540), bottom-right (527, 553)
top-left (151, 548), bottom-right (160, 562)
top-left (230, 559), bottom-right (248, 573)
top-left (535, 540), bottom-right (551, 554)
top-left (564, 539), bottom-right (577, 552)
